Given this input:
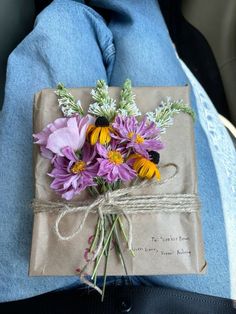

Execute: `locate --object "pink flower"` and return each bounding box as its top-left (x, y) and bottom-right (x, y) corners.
top-left (46, 115), bottom-right (93, 156)
top-left (33, 117), bottom-right (68, 159)
top-left (96, 142), bottom-right (136, 183)
top-left (48, 144), bottom-right (98, 200)
top-left (112, 115), bottom-right (163, 157)
top-left (33, 115), bottom-right (94, 158)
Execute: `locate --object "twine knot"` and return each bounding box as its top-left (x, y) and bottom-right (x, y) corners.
top-left (33, 163), bottom-right (181, 243)
top-left (104, 191), bottom-right (112, 204)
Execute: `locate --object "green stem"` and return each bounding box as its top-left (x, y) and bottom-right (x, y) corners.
top-left (93, 261), bottom-right (98, 286)
top-left (101, 235), bottom-right (112, 302)
top-left (91, 219), bottom-right (102, 284)
top-left (90, 218), bottom-right (101, 253)
top-left (92, 218), bottom-right (103, 284)
top-left (91, 215), bottom-right (120, 280)
top-left (107, 215), bottom-right (129, 276)
top-left (93, 252), bottom-right (99, 286)
top-left (118, 217), bottom-right (135, 257)
top-left (112, 216), bottom-right (129, 276)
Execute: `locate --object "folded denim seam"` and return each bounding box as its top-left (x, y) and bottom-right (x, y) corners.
top-left (103, 44), bottom-right (116, 65)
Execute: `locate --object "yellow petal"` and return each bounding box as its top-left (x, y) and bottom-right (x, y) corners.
top-left (87, 124), bottom-right (95, 136)
top-left (106, 132), bottom-right (111, 144)
top-left (100, 127), bottom-right (111, 145)
top-left (139, 162), bottom-right (149, 177)
top-left (128, 153), bottom-right (141, 161)
top-left (99, 127), bottom-right (107, 145)
top-left (155, 167), bottom-right (161, 180)
top-left (146, 166), bottom-right (155, 179)
top-left (90, 127), bottom-right (101, 145)
top-left (133, 158), bottom-right (145, 172)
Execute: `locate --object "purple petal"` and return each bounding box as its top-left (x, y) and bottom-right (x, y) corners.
top-left (75, 115), bottom-right (91, 150)
top-left (82, 142), bottom-right (97, 162)
top-left (62, 189), bottom-right (76, 200)
top-left (96, 143), bottom-right (108, 159)
top-left (61, 146), bottom-right (78, 162)
top-left (118, 163), bottom-right (136, 181)
top-left (40, 146), bottom-right (54, 160)
top-left (48, 152), bottom-right (96, 200)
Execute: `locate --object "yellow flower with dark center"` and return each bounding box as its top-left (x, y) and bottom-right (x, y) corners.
top-left (130, 153), bottom-right (161, 180)
top-left (87, 116), bottom-right (113, 145)
top-left (71, 161), bottom-right (86, 174)
top-left (107, 150), bottom-right (124, 165)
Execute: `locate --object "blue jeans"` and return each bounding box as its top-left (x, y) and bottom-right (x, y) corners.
top-left (0, 0), bottom-right (235, 302)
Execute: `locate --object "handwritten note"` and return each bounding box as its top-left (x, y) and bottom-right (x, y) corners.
top-left (132, 234), bottom-right (192, 258)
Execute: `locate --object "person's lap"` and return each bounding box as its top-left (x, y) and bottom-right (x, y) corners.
top-left (0, 0), bottom-right (111, 302)
top-left (0, 0), bottom-right (233, 302)
top-left (103, 0), bottom-right (230, 298)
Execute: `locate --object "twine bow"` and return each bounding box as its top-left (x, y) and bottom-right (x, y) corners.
top-left (53, 163), bottom-right (179, 243)
top-left (32, 163), bottom-right (201, 294)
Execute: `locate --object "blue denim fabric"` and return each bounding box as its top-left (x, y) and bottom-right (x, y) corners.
top-left (0, 0), bottom-right (235, 302)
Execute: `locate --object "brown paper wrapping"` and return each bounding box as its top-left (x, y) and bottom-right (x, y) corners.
top-left (29, 86), bottom-right (206, 276)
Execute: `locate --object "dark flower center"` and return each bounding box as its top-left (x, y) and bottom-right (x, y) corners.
top-left (95, 116), bottom-right (110, 127)
top-left (149, 151), bottom-right (160, 164)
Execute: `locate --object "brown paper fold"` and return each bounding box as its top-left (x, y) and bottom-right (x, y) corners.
top-left (29, 85), bottom-right (207, 276)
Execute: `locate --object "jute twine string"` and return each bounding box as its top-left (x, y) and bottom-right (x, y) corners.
top-left (32, 163), bottom-right (200, 242)
top-left (32, 163), bottom-right (200, 293)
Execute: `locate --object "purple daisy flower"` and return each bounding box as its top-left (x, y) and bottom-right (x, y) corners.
top-left (112, 115), bottom-right (164, 157)
top-left (96, 142), bottom-right (136, 183)
top-left (48, 144), bottom-right (98, 200)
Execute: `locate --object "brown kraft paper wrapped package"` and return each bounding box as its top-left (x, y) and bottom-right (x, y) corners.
top-left (29, 86), bottom-right (207, 276)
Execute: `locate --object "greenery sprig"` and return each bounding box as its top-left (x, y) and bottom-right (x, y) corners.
top-left (88, 80), bottom-right (117, 121)
top-left (117, 79), bottom-right (141, 117)
top-left (55, 83), bottom-right (84, 116)
top-left (146, 97), bottom-right (195, 133)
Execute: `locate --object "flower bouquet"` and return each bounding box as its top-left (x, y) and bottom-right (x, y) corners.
top-left (30, 80), bottom-right (206, 299)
